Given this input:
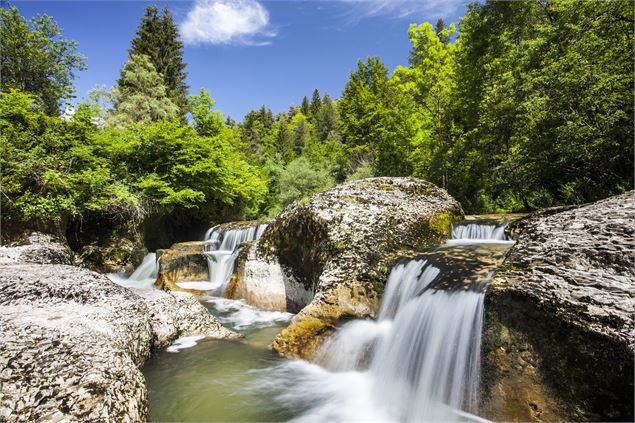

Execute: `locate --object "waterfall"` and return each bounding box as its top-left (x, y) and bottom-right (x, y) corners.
top-left (203, 223), bottom-right (268, 294)
top-left (262, 220), bottom-right (513, 422)
top-left (451, 221), bottom-right (508, 241)
top-left (107, 253), bottom-right (159, 289)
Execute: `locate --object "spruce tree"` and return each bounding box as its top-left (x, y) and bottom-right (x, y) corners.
top-left (315, 94), bottom-right (337, 142)
top-left (128, 5), bottom-right (189, 117)
top-left (291, 116), bottom-right (310, 155)
top-left (309, 88), bottom-right (322, 121)
top-left (435, 19), bottom-right (450, 45)
top-left (300, 96), bottom-right (310, 116)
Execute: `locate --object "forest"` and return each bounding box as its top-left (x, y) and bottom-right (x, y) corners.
top-left (1, 0), bottom-right (633, 250)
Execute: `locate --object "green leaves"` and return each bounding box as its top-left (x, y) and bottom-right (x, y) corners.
top-left (190, 89), bottom-right (224, 137)
top-left (0, 87), bottom-right (267, 234)
top-left (452, 0), bottom-right (634, 210)
top-left (128, 5), bottom-right (189, 117)
top-left (108, 54), bottom-right (180, 127)
top-left (0, 6), bottom-right (86, 116)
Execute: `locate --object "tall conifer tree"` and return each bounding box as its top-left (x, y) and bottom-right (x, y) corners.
top-left (127, 5), bottom-right (189, 117)
top-left (315, 94), bottom-right (337, 142)
top-left (309, 88), bottom-right (322, 120)
top-left (300, 96), bottom-right (310, 116)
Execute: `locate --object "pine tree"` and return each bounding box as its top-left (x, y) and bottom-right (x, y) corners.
top-left (291, 115), bottom-right (310, 155)
top-left (435, 19), bottom-right (450, 45)
top-left (300, 96), bottom-right (310, 116)
top-left (315, 94), bottom-right (337, 142)
top-left (108, 53), bottom-right (179, 127)
top-left (275, 114), bottom-right (294, 162)
top-left (309, 89), bottom-right (322, 121)
top-left (128, 6), bottom-right (189, 117)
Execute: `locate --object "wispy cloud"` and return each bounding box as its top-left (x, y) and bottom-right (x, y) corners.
top-left (339, 0), bottom-right (465, 20)
top-left (180, 0), bottom-right (276, 46)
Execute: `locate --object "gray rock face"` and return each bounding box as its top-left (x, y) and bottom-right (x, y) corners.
top-left (0, 232), bottom-right (73, 266)
top-left (134, 288), bottom-right (238, 348)
top-left (251, 177), bottom-right (463, 358)
top-left (481, 191), bottom-right (635, 422)
top-left (0, 235), bottom-right (237, 422)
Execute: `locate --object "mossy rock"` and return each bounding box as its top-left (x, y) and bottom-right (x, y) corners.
top-left (255, 177), bottom-right (463, 359)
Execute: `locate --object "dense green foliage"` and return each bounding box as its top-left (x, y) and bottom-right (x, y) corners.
top-left (0, 88), bottom-right (266, 240)
top-left (0, 6), bottom-right (86, 116)
top-left (1, 0), bottom-right (633, 251)
top-left (449, 0), bottom-right (634, 211)
top-left (108, 53), bottom-right (180, 127)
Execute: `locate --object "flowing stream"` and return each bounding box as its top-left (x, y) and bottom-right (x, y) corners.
top-left (255, 221), bottom-right (513, 423)
top-left (140, 220), bottom-right (513, 422)
top-left (143, 297), bottom-right (294, 422)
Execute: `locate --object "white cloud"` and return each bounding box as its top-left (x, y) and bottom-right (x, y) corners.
top-left (180, 0), bottom-right (276, 46)
top-left (341, 0), bottom-right (466, 20)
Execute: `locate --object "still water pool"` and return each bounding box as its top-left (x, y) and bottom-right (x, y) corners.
top-left (143, 297), bottom-right (294, 422)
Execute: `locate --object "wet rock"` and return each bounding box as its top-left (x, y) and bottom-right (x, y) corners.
top-left (71, 219), bottom-right (146, 274)
top-left (134, 288), bottom-right (238, 348)
top-left (213, 220), bottom-right (270, 232)
top-left (0, 239), bottom-right (238, 422)
top-left (240, 177), bottom-right (463, 358)
top-left (481, 191), bottom-right (635, 422)
top-left (155, 241), bottom-right (209, 294)
top-left (225, 241), bottom-right (310, 312)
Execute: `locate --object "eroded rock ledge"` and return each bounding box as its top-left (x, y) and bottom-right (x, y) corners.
top-left (0, 234), bottom-right (238, 422)
top-left (229, 177), bottom-right (463, 358)
top-left (481, 191), bottom-right (635, 422)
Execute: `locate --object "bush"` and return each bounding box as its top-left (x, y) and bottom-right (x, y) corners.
top-left (278, 157), bottom-right (335, 206)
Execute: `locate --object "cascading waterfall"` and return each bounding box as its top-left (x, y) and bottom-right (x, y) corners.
top-left (449, 221), bottom-right (510, 245)
top-left (203, 223), bottom-right (268, 293)
top-left (107, 252), bottom-right (159, 289)
top-left (261, 221), bottom-right (513, 423)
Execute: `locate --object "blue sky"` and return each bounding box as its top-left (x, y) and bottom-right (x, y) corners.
top-left (13, 0), bottom-right (468, 121)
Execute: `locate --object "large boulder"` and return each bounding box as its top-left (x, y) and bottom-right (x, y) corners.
top-left (0, 235), bottom-right (238, 422)
top-left (0, 232), bottom-right (73, 266)
top-left (481, 191), bottom-right (635, 422)
top-left (230, 177), bottom-right (463, 358)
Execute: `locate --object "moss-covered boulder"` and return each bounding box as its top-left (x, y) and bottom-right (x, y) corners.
top-left (481, 191), bottom-right (635, 422)
top-left (155, 241), bottom-right (209, 294)
top-left (233, 177), bottom-right (463, 358)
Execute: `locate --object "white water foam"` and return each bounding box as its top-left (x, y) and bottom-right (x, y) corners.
top-left (255, 221), bottom-right (512, 422)
top-left (206, 297), bottom-right (293, 331)
top-left (107, 253), bottom-right (159, 289)
top-left (452, 221), bottom-right (507, 241)
top-left (166, 335), bottom-right (206, 353)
